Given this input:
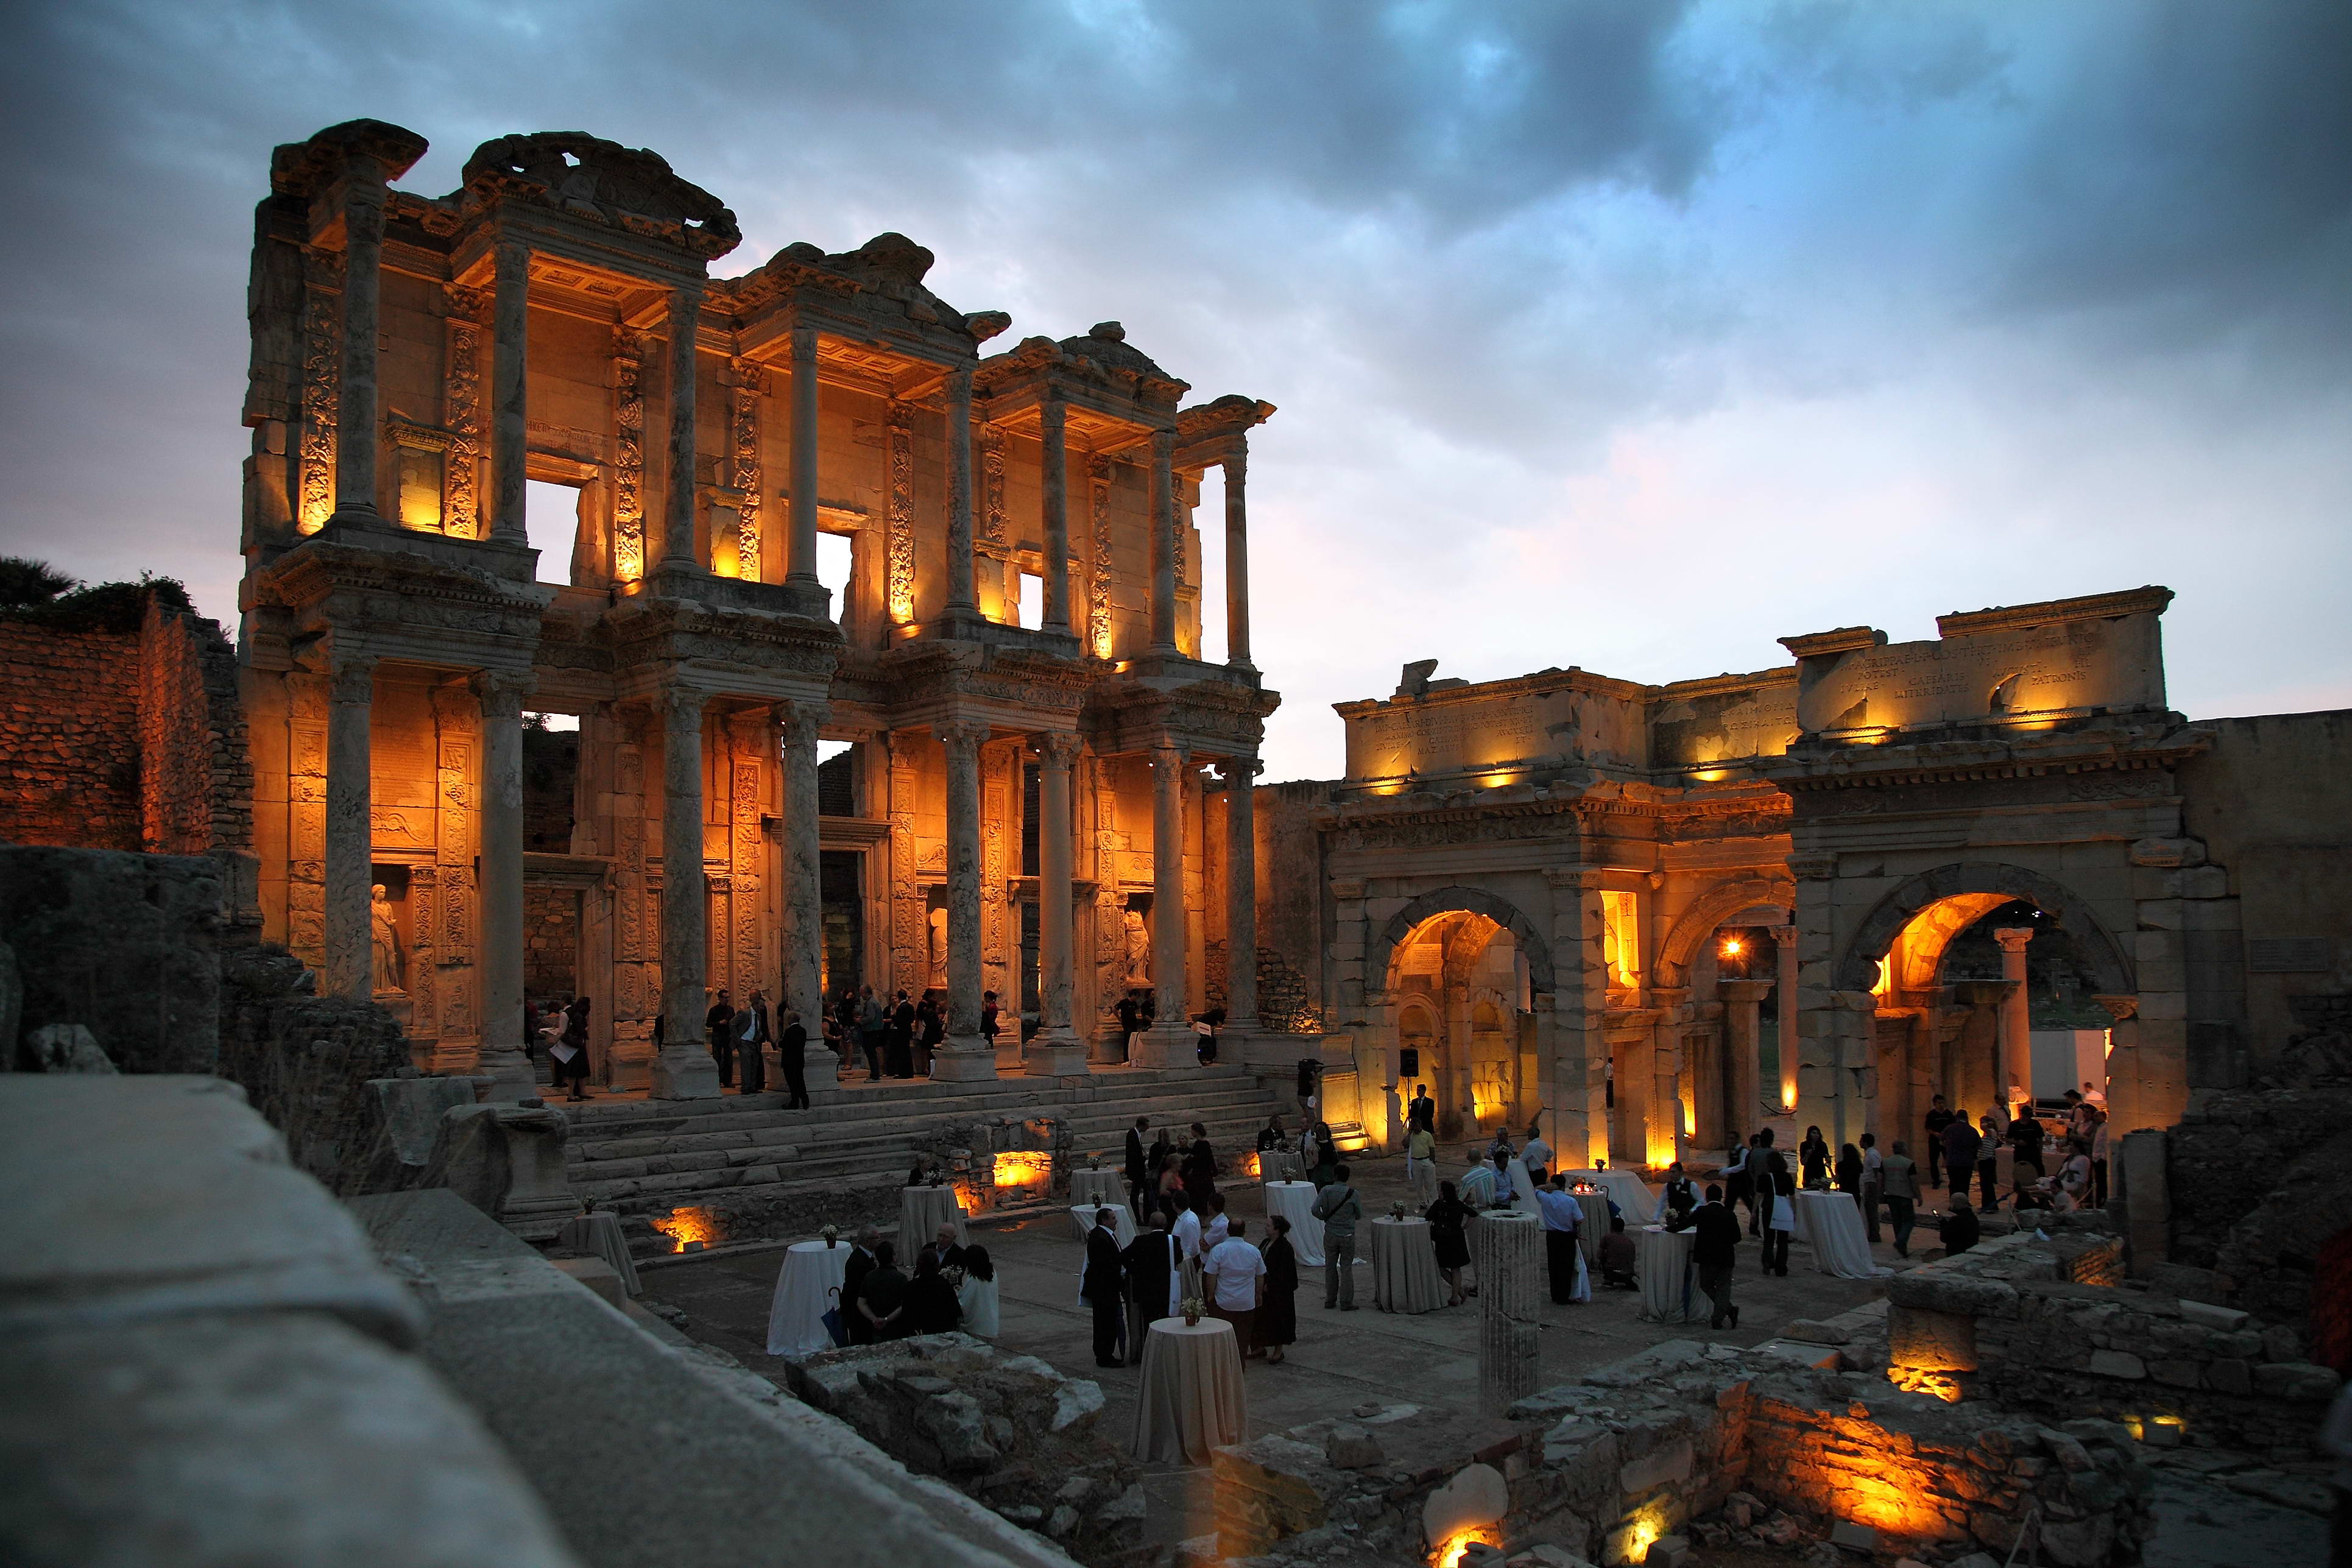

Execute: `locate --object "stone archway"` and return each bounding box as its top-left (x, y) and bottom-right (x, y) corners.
top-left (1657, 875), bottom-right (1795, 987)
top-left (1834, 863), bottom-right (2135, 995)
top-left (1367, 885), bottom-right (1555, 998)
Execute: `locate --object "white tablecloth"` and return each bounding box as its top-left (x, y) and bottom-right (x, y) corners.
top-left (766, 1238), bottom-right (852, 1355)
top-left (1366, 1217), bottom-right (1447, 1313)
top-left (1131, 1318), bottom-right (1247, 1465)
top-left (1262, 1182), bottom-right (1325, 1266)
top-left (1559, 1169), bottom-right (1656, 1224)
top-left (1572, 1191), bottom-right (1610, 1271)
top-left (1792, 1188), bottom-right (1879, 1279)
top-left (1070, 1169), bottom-right (1125, 1207)
top-left (1072, 1202), bottom-right (1139, 1248)
top-left (1637, 1225), bottom-right (1706, 1323)
top-left (900, 1185), bottom-right (968, 1250)
top-left (556, 1212), bottom-right (641, 1297)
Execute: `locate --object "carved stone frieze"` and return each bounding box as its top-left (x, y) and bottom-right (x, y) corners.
top-left (886, 401), bottom-right (916, 624)
top-left (297, 250), bottom-right (343, 534)
top-left (1087, 454), bottom-right (1114, 659)
top-left (441, 286), bottom-right (485, 540)
top-left (613, 331), bottom-right (647, 582)
top-left (728, 359), bottom-right (764, 581)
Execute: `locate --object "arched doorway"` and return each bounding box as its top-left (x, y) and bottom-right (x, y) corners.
top-left (1382, 909), bottom-right (1528, 1140)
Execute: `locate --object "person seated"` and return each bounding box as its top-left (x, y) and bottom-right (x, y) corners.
top-left (1598, 1216), bottom-right (1639, 1290)
top-left (1939, 1202), bottom-right (1980, 1257)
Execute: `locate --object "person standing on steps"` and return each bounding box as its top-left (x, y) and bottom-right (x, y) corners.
top-left (856, 986), bottom-right (885, 1081)
top-left (733, 989), bottom-right (769, 1096)
top-left (1312, 1163), bottom-right (1363, 1310)
top-left (706, 988), bottom-right (736, 1089)
top-left (777, 1009), bottom-right (811, 1111)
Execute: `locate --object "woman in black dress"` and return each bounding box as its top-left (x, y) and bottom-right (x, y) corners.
top-left (1834, 1142), bottom-right (1863, 1197)
top-left (1257, 1215), bottom-right (1299, 1363)
top-left (1799, 1126), bottom-right (1831, 1189)
top-left (1425, 1179), bottom-right (1474, 1306)
top-left (902, 1250), bottom-right (964, 1337)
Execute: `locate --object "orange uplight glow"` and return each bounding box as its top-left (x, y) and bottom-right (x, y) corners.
top-left (1887, 1366), bottom-right (1964, 1404)
top-left (1720, 938), bottom-right (1743, 958)
top-left (651, 1206), bottom-right (723, 1254)
top-left (993, 1151), bottom-right (1052, 1188)
top-left (1433, 1527), bottom-right (1500, 1568)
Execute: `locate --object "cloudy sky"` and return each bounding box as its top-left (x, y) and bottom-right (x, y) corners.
top-left (3, 1), bottom-right (2345, 780)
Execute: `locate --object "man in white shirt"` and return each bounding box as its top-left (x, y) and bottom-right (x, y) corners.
top-left (1170, 1192), bottom-right (1204, 1301)
top-left (1859, 1132), bottom-right (1885, 1243)
top-left (1202, 1193), bottom-right (1231, 1252)
top-left (1522, 1122), bottom-right (1553, 1184)
top-left (1535, 1178), bottom-right (1586, 1304)
top-left (1204, 1218), bottom-right (1268, 1357)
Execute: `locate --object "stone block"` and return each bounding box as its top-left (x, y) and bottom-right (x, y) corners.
top-left (1780, 1318), bottom-right (1851, 1346)
top-left (0, 847), bottom-right (222, 1074)
top-left (21, 1022), bottom-right (117, 1073)
top-left (1424, 1462), bottom-right (1510, 1549)
top-left (1887, 1271), bottom-right (2019, 1320)
top-left (2148, 1359), bottom-right (2202, 1390)
top-left (2205, 1358), bottom-right (2252, 1396)
top-left (1324, 1423), bottom-right (1384, 1469)
top-left (2251, 1361), bottom-right (2343, 1401)
top-left (1619, 1438), bottom-right (1693, 1494)
top-left (1887, 1304), bottom-right (1979, 1372)
top-left (1648, 1534), bottom-right (1692, 1568)
top-left (1829, 1522), bottom-right (1877, 1555)
top-left (2087, 1350), bottom-right (2145, 1380)
top-left (549, 1255), bottom-right (625, 1310)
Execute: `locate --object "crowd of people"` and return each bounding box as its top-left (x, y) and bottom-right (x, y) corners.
top-left (835, 1222), bottom-right (1000, 1343)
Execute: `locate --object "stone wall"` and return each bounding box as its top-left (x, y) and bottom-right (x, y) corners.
top-left (135, 598), bottom-right (253, 857)
top-left (2164, 1083), bottom-right (2352, 1340)
top-left (0, 622), bottom-right (141, 850)
top-left (1884, 1224), bottom-right (2342, 1453)
top-left (216, 938), bottom-right (416, 1193)
top-left (0, 846), bottom-right (223, 1072)
top-left (522, 886), bottom-right (578, 998)
top-left (786, 1332), bottom-right (1145, 1566)
top-left (1215, 1339), bottom-right (2155, 1568)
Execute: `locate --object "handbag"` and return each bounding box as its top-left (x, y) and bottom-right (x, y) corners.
top-left (820, 1285), bottom-right (849, 1348)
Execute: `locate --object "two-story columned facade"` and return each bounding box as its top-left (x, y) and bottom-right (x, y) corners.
top-left (237, 121), bottom-right (1279, 1100)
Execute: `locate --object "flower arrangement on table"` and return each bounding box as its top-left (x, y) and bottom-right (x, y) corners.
top-left (1181, 1294), bottom-right (1206, 1327)
top-left (1390, 1200), bottom-right (1407, 1220)
top-left (820, 1223), bottom-right (839, 1248)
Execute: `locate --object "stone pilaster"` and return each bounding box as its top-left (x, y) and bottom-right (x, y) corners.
top-left (777, 699), bottom-right (828, 1078)
top-left (1134, 742), bottom-right (1193, 1067)
top-left (1720, 980), bottom-right (1773, 1139)
top-left (489, 241), bottom-right (529, 545)
top-left (1039, 396), bottom-right (1072, 636)
top-left (1086, 454), bottom-right (1114, 659)
top-left (330, 165), bottom-right (387, 523)
top-left (932, 719), bottom-right (996, 1081)
top-left (1993, 928), bottom-right (2033, 1114)
top-left (1221, 758), bottom-right (1260, 1031)
top-left (1027, 732), bottom-right (1088, 1076)
top-left (662, 281), bottom-right (702, 571)
top-left (322, 653), bottom-right (375, 1001)
top-left (1148, 429), bottom-right (1178, 654)
top-left (1474, 1209), bottom-right (1544, 1416)
top-left (651, 686), bottom-right (718, 1100)
top-left (944, 369), bottom-right (978, 617)
top-left (474, 669), bottom-right (535, 1100)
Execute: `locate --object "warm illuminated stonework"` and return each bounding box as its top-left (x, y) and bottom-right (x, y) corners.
top-left (236, 120), bottom-right (1280, 1099)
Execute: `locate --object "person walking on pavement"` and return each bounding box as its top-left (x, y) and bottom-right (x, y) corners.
top-left (1923, 1096), bottom-right (1954, 1188)
top-left (1311, 1163), bottom-right (1364, 1310)
top-left (1670, 1183), bottom-right (1742, 1330)
top-left (1536, 1175), bottom-right (1587, 1304)
top-left (1081, 1207), bottom-right (1126, 1368)
top-left (1975, 1111), bottom-right (2003, 1213)
top-left (1881, 1140), bottom-right (1921, 1256)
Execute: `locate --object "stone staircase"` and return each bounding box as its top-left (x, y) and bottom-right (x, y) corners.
top-left (557, 1062), bottom-right (1297, 1249)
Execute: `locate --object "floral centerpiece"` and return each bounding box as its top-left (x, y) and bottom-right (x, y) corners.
top-left (1181, 1294), bottom-right (1206, 1327)
top-left (820, 1223), bottom-right (839, 1249)
top-left (1390, 1200), bottom-right (1407, 1220)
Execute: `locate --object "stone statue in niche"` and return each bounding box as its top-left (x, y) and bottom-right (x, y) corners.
top-left (928, 907), bottom-right (948, 989)
top-left (1123, 908), bottom-right (1151, 987)
top-left (371, 884), bottom-right (406, 994)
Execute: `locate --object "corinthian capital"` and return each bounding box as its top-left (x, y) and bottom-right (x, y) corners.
top-left (1039, 731), bottom-right (1084, 769)
top-left (661, 685), bottom-right (708, 735)
top-left (934, 718), bottom-right (991, 756)
top-left (471, 668), bottom-right (536, 719)
top-left (775, 699), bottom-right (828, 750)
top-left (328, 654), bottom-right (378, 705)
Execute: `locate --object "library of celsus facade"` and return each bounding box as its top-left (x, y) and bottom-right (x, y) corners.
top-left (235, 120), bottom-right (1278, 1100)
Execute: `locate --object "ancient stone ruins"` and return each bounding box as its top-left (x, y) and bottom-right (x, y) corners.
top-left (1, 118), bottom-right (2346, 1568)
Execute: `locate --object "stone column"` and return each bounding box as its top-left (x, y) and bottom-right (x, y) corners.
top-left (1994, 928), bottom-right (2033, 1114)
top-left (489, 241), bottom-right (531, 545)
top-left (786, 325), bottom-right (826, 616)
top-left (331, 163), bottom-right (387, 522)
top-left (663, 282), bottom-right (704, 571)
top-left (1040, 395), bottom-right (1073, 637)
top-left (777, 699), bottom-right (829, 1078)
top-left (932, 719), bottom-right (997, 1081)
top-left (945, 369), bottom-right (978, 615)
top-left (1026, 733), bottom-right (1089, 1076)
top-left (1542, 866), bottom-right (1608, 1165)
top-left (475, 670), bottom-right (535, 1100)
top-left (1223, 451), bottom-right (1252, 668)
top-left (651, 687), bottom-right (719, 1100)
top-left (1221, 758), bottom-right (1259, 1031)
top-left (2094, 994), bottom-right (2140, 1135)
top-left (1650, 989), bottom-right (1691, 1156)
top-left (1132, 742), bottom-right (1194, 1068)
top-left (1148, 428), bottom-right (1178, 655)
top-left (322, 652), bottom-right (376, 1001)
top-left (1720, 980), bottom-right (1773, 1136)
top-left (1771, 925), bottom-right (1799, 1117)
top-left (1473, 1209), bottom-right (1544, 1416)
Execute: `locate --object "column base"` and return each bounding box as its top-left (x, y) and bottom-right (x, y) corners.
top-left (930, 1040), bottom-right (999, 1082)
top-left (476, 1047), bottom-right (539, 1104)
top-left (780, 577), bottom-right (832, 620)
top-left (1024, 1035), bottom-right (1091, 1077)
top-left (1089, 1029), bottom-right (1129, 1066)
top-left (1130, 1023), bottom-right (1199, 1070)
top-left (800, 1044), bottom-right (840, 1087)
top-left (649, 1048), bottom-right (722, 1100)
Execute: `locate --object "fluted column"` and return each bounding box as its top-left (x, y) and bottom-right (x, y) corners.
top-left (651, 687), bottom-right (719, 1099)
top-left (331, 163), bottom-right (387, 522)
top-left (945, 369), bottom-right (978, 615)
top-left (475, 669), bottom-right (535, 1100)
top-left (1222, 757), bottom-right (1259, 1031)
top-left (1148, 429), bottom-right (1178, 654)
top-left (1040, 395), bottom-right (1072, 635)
top-left (1133, 741), bottom-right (1194, 1067)
top-left (932, 719), bottom-right (997, 1081)
top-left (322, 652), bottom-right (376, 1001)
top-left (663, 281), bottom-right (704, 570)
top-left (1224, 451), bottom-right (1252, 668)
top-left (786, 325), bottom-right (826, 616)
top-left (1772, 925), bottom-right (1799, 1116)
top-left (778, 699), bottom-right (828, 1079)
top-left (1475, 1209), bottom-right (1544, 1415)
top-left (1026, 732), bottom-right (1089, 1076)
top-left (489, 241), bottom-right (531, 545)
top-left (1721, 979), bottom-right (1772, 1134)
top-left (1994, 927), bottom-right (2033, 1115)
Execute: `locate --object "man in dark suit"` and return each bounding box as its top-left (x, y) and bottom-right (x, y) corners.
top-left (1751, 1129), bottom-right (1793, 1276)
top-left (841, 1226), bottom-right (881, 1344)
top-left (1669, 1183), bottom-right (1743, 1329)
top-left (1082, 1208), bottom-right (1126, 1367)
top-left (1125, 1116), bottom-right (1152, 1218)
top-left (888, 990), bottom-right (917, 1078)
top-left (1120, 1213), bottom-right (1179, 1366)
top-left (706, 989), bottom-right (736, 1087)
top-left (1407, 1088), bottom-right (1435, 1134)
